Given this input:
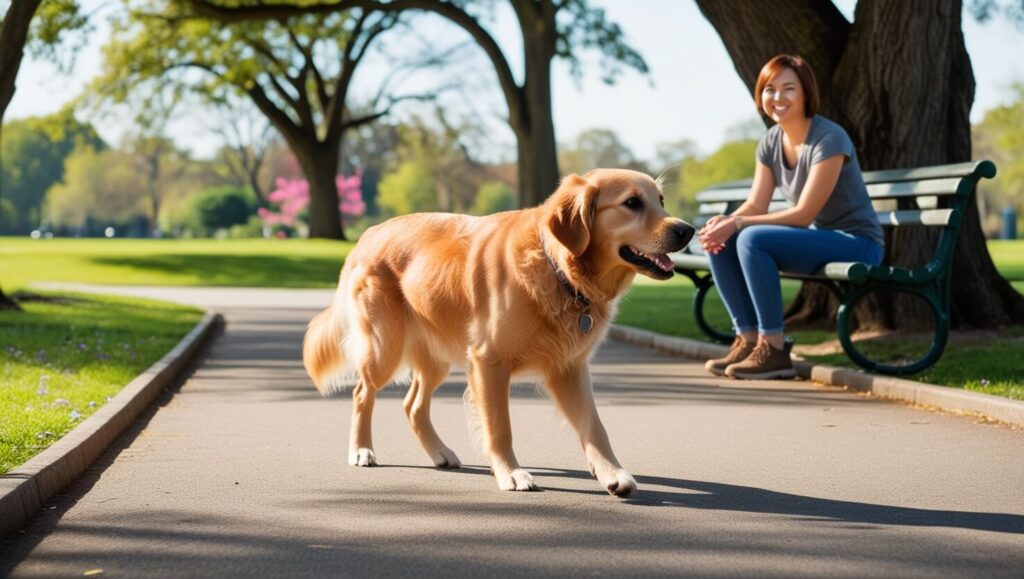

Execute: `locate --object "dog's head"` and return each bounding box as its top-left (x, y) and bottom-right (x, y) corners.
top-left (544, 169), bottom-right (695, 280)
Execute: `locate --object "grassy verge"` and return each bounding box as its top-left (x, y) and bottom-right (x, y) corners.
top-left (0, 238), bottom-right (353, 290)
top-left (0, 292), bottom-right (203, 475)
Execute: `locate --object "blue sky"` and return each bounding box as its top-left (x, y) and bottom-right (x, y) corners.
top-left (7, 0), bottom-right (1024, 166)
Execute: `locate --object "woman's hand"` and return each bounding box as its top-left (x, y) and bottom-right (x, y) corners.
top-left (698, 215), bottom-right (738, 255)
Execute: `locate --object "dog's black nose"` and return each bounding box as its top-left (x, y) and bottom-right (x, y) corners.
top-left (671, 220), bottom-right (696, 250)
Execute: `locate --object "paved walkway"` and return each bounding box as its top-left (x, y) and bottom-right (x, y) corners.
top-left (2, 288), bottom-right (1022, 577)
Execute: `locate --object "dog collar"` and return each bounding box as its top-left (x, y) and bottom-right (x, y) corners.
top-left (539, 234), bottom-right (594, 335)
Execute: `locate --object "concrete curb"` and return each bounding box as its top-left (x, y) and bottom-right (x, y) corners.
top-left (609, 325), bottom-right (1024, 428)
top-left (0, 311), bottom-right (223, 539)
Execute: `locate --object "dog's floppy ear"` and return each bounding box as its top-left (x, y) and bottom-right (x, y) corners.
top-left (546, 174), bottom-right (599, 257)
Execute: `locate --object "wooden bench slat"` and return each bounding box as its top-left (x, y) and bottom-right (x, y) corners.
top-left (696, 177), bottom-right (965, 205)
top-left (865, 178), bottom-right (962, 198)
top-left (876, 209), bottom-right (954, 226)
top-left (695, 187), bottom-right (754, 202)
top-left (862, 160), bottom-right (995, 184)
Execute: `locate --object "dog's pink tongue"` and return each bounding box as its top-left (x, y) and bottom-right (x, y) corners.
top-left (652, 253), bottom-right (672, 272)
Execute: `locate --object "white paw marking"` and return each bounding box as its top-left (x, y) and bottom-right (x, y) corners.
top-left (431, 447), bottom-right (462, 469)
top-left (349, 448), bottom-right (377, 467)
top-left (495, 467), bottom-right (539, 491)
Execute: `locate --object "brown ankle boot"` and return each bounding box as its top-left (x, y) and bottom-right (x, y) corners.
top-left (724, 337), bottom-right (795, 380)
top-left (704, 336), bottom-right (756, 377)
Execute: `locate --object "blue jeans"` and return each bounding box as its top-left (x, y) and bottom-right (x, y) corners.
top-left (707, 225), bottom-right (884, 335)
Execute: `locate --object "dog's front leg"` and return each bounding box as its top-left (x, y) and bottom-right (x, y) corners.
top-left (545, 365), bottom-right (637, 497)
top-left (467, 351), bottom-right (538, 491)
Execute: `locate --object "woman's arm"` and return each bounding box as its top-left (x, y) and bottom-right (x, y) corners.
top-left (699, 154), bottom-right (845, 254)
top-left (699, 162), bottom-right (775, 239)
top-left (733, 162), bottom-right (776, 217)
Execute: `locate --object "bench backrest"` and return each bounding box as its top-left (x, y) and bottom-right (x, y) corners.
top-left (688, 161), bottom-right (997, 268)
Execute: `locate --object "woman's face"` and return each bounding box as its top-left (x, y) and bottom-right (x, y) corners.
top-left (761, 67), bottom-right (805, 123)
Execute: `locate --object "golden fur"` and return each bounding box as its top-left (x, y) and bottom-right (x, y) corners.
top-left (304, 169), bottom-right (693, 496)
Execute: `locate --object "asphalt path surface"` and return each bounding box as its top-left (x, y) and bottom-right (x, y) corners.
top-left (2, 287), bottom-right (1022, 577)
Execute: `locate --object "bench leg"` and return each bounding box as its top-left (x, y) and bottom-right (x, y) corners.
top-left (681, 271), bottom-right (733, 344)
top-left (836, 285), bottom-right (949, 376)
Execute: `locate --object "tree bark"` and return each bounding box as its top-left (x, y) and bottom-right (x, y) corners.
top-left (294, 144), bottom-right (345, 240)
top-left (0, 0), bottom-right (43, 125)
top-left (0, 0), bottom-right (43, 310)
top-left (188, 0), bottom-right (567, 208)
top-left (696, 0), bottom-right (1024, 332)
top-left (514, 2), bottom-right (559, 206)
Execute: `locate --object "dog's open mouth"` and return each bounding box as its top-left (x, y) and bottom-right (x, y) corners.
top-left (620, 245), bottom-right (674, 279)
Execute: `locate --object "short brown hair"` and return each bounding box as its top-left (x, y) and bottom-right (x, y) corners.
top-left (754, 54), bottom-right (820, 118)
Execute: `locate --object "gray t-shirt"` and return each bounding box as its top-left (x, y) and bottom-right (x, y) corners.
top-left (756, 115), bottom-right (884, 246)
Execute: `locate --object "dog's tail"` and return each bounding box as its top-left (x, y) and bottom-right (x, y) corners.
top-left (303, 304), bottom-right (348, 396)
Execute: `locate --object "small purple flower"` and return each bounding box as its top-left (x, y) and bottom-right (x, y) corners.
top-left (53, 398), bottom-right (70, 407)
top-left (69, 409), bottom-right (82, 421)
top-left (88, 401), bottom-right (96, 408)
top-left (36, 349), bottom-right (47, 362)
top-left (77, 342), bottom-right (88, 351)
top-left (97, 352), bottom-right (110, 361)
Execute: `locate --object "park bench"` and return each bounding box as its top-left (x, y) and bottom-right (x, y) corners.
top-left (671, 160), bottom-right (997, 376)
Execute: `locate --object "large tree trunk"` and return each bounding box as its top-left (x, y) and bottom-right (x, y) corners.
top-left (0, 0), bottom-right (42, 123)
top-left (295, 145), bottom-right (345, 240)
top-left (509, 2), bottom-right (560, 208)
top-left (1, 0), bottom-right (44, 310)
top-left (696, 0), bottom-right (1024, 332)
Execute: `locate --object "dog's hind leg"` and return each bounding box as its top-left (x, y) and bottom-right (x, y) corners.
top-left (347, 276), bottom-right (405, 467)
top-left (467, 350), bottom-right (537, 491)
top-left (403, 353), bottom-right (461, 469)
top-left (349, 379), bottom-right (379, 466)
top-left (544, 364), bottom-right (636, 497)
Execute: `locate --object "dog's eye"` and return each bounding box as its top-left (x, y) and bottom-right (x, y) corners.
top-left (623, 197), bottom-right (643, 211)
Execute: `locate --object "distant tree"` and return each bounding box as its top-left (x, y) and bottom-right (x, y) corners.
top-left (559, 128), bottom-right (645, 175)
top-left (0, 108), bottom-right (104, 234)
top-left (187, 0), bottom-right (649, 207)
top-left (384, 111), bottom-right (494, 213)
top-left (973, 82), bottom-right (1024, 229)
top-left (45, 146), bottom-right (146, 232)
top-left (0, 0), bottom-right (89, 310)
top-left (679, 140), bottom-right (758, 200)
top-left (97, 2), bottom-right (438, 239)
top-left (206, 98), bottom-right (276, 206)
top-left (187, 185), bottom-right (255, 236)
top-left (377, 161), bottom-right (437, 216)
top-left (471, 181), bottom-right (516, 215)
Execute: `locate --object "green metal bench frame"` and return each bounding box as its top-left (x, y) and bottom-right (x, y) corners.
top-left (673, 160), bottom-right (997, 376)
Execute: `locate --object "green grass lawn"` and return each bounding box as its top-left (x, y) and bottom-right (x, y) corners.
top-left (988, 240), bottom-right (1024, 281)
top-left (0, 238), bottom-right (353, 290)
top-left (0, 292), bottom-right (202, 475)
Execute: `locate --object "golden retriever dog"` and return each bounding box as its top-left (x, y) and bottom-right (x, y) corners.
top-left (304, 169), bottom-right (694, 496)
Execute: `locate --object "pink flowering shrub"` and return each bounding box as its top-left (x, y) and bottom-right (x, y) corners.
top-left (258, 172), bottom-right (366, 234)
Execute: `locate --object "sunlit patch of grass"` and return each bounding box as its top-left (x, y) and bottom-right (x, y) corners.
top-left (0, 292), bottom-right (202, 474)
top-left (0, 237), bottom-right (352, 291)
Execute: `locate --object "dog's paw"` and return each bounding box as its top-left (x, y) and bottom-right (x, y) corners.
top-left (494, 468), bottom-right (539, 491)
top-left (348, 448), bottom-right (377, 467)
top-left (601, 469), bottom-right (637, 498)
top-left (431, 447), bottom-right (462, 469)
